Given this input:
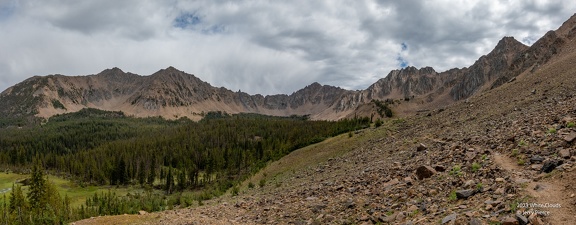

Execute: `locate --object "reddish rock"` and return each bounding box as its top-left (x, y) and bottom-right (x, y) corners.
top-left (501, 216), bottom-right (519, 225)
top-left (415, 166), bottom-right (437, 180)
top-left (558, 148), bottom-right (571, 158)
top-left (564, 132), bottom-right (576, 143)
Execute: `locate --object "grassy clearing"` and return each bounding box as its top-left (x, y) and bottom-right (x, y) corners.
top-left (0, 172), bottom-right (137, 208)
top-left (0, 172), bottom-right (27, 190)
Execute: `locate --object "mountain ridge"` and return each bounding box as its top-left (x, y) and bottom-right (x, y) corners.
top-left (2, 13), bottom-right (575, 121)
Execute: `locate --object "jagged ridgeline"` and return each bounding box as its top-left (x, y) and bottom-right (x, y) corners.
top-left (0, 108), bottom-right (369, 188)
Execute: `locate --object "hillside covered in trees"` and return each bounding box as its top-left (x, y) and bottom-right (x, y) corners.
top-left (0, 108), bottom-right (370, 223)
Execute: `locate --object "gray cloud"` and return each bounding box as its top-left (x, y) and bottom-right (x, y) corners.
top-left (1, 0), bottom-right (575, 95)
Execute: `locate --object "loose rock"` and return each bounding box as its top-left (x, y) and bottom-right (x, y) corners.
top-left (441, 213), bottom-right (457, 224)
top-left (415, 165), bottom-right (436, 180)
top-left (456, 189), bottom-right (476, 199)
top-left (540, 160), bottom-right (560, 173)
top-left (564, 132), bottom-right (576, 143)
top-left (515, 212), bottom-right (529, 225)
top-left (469, 218), bottom-right (482, 225)
top-left (501, 216), bottom-right (518, 225)
top-left (559, 148), bottom-right (571, 159)
top-left (416, 143), bottom-right (427, 151)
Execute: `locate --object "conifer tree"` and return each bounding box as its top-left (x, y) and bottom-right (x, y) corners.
top-left (9, 183), bottom-right (27, 213)
top-left (28, 160), bottom-right (47, 213)
top-left (178, 169), bottom-right (186, 191)
top-left (138, 160), bottom-right (146, 186)
top-left (165, 167), bottom-right (174, 194)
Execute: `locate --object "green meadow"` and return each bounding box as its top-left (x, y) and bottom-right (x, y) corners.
top-left (0, 172), bottom-right (136, 208)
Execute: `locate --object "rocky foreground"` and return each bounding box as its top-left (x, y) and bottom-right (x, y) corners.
top-left (76, 43), bottom-right (576, 225)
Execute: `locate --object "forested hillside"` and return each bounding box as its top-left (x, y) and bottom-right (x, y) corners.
top-left (0, 108), bottom-right (370, 223)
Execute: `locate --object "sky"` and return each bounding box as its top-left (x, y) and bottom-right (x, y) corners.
top-left (0, 0), bottom-right (575, 95)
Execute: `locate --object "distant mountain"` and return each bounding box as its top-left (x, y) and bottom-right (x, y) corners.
top-left (2, 14), bottom-right (575, 121)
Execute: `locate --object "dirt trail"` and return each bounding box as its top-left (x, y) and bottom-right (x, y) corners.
top-left (493, 153), bottom-right (575, 224)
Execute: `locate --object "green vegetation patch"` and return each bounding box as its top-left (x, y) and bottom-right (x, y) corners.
top-left (0, 109), bottom-right (372, 223)
top-left (372, 99), bottom-right (393, 118)
top-left (51, 99), bottom-right (66, 110)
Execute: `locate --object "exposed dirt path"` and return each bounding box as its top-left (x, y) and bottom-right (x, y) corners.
top-left (493, 153), bottom-right (575, 224)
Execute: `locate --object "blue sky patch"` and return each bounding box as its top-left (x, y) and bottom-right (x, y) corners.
top-left (397, 42), bottom-right (409, 68)
top-left (0, 1), bottom-right (17, 21)
top-left (202, 24), bottom-right (226, 34)
top-left (397, 56), bottom-right (409, 68)
top-left (174, 12), bottom-right (202, 29)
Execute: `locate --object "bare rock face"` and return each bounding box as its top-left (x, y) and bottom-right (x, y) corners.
top-left (365, 66), bottom-right (439, 100)
top-left (450, 37), bottom-right (528, 100)
top-left (362, 36), bottom-right (529, 107)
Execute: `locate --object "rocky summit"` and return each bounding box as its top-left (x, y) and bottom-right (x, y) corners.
top-left (69, 14), bottom-right (576, 225)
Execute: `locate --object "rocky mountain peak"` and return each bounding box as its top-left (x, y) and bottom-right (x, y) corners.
top-left (99, 67), bottom-right (125, 75)
top-left (492, 37), bottom-right (527, 55)
top-left (365, 66), bottom-right (439, 100)
top-left (162, 66), bottom-right (182, 73)
top-left (398, 66), bottom-right (436, 75)
top-left (97, 67), bottom-right (133, 81)
top-left (152, 66), bottom-right (182, 77)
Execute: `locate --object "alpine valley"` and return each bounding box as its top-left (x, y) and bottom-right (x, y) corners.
top-left (1, 11), bottom-right (576, 225)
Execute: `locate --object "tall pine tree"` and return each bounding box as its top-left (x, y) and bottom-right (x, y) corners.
top-left (29, 160), bottom-right (47, 213)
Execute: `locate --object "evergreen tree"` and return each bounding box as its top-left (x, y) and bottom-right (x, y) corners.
top-left (117, 158), bottom-right (128, 185)
top-left (165, 167), bottom-right (174, 194)
top-left (28, 160), bottom-right (47, 213)
top-left (138, 160), bottom-right (146, 186)
top-left (9, 183), bottom-right (27, 213)
top-left (177, 169), bottom-right (186, 191)
top-left (147, 166), bottom-right (155, 186)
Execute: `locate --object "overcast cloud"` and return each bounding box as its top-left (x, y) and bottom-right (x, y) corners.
top-left (0, 0), bottom-right (575, 95)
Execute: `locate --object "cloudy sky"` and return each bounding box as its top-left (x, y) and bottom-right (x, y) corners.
top-left (0, 0), bottom-right (575, 95)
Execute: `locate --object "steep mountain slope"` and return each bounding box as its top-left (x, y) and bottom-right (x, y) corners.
top-left (76, 13), bottom-right (576, 225)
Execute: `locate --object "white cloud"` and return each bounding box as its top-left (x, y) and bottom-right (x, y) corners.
top-left (1, 0), bottom-right (575, 95)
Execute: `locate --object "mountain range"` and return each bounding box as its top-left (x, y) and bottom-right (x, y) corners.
top-left (2, 14), bottom-right (575, 121)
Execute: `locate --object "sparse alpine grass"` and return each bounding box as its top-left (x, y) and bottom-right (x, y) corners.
top-left (471, 162), bottom-right (481, 172)
top-left (517, 157), bottom-right (525, 166)
top-left (511, 149), bottom-right (519, 157)
top-left (517, 140), bottom-right (527, 147)
top-left (448, 190), bottom-right (457, 201)
top-left (259, 179), bottom-right (266, 188)
top-left (449, 165), bottom-right (462, 176)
